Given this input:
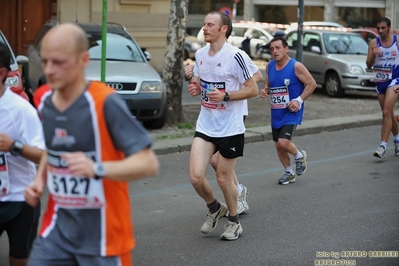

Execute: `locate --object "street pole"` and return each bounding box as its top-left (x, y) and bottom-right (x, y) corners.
top-left (101, 0), bottom-right (108, 82)
top-left (232, 0), bottom-right (240, 22)
top-left (232, 2), bottom-right (237, 22)
top-left (296, 0), bottom-right (304, 62)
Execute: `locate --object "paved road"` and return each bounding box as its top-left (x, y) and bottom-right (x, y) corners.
top-left (130, 125), bottom-right (399, 266)
top-left (2, 125), bottom-right (396, 265)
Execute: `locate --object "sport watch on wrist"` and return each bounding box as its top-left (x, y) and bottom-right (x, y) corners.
top-left (93, 162), bottom-right (106, 180)
top-left (224, 92), bottom-right (230, 102)
top-left (10, 140), bottom-right (24, 156)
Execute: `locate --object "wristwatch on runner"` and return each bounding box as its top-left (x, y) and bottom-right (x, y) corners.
top-left (10, 140), bottom-right (24, 156)
top-left (224, 92), bottom-right (230, 101)
top-left (93, 162), bottom-right (106, 180)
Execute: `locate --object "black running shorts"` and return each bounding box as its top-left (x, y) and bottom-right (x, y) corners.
top-left (0, 202), bottom-right (40, 259)
top-left (194, 131), bottom-right (245, 158)
top-left (272, 124), bottom-right (297, 142)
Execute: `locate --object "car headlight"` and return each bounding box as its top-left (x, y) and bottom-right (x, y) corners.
top-left (140, 81), bottom-right (163, 92)
top-left (5, 75), bottom-right (20, 88)
top-left (348, 65), bottom-right (363, 74)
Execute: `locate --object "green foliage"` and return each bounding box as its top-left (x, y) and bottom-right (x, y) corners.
top-left (177, 122), bottom-right (194, 129)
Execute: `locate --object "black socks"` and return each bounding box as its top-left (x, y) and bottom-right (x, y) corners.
top-left (207, 199), bottom-right (220, 214)
top-left (228, 214), bottom-right (239, 224)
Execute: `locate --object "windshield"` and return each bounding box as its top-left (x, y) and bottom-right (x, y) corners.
top-left (323, 34), bottom-right (368, 55)
top-left (0, 36), bottom-right (16, 65)
top-left (87, 33), bottom-right (145, 62)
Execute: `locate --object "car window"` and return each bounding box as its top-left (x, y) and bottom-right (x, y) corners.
top-left (252, 29), bottom-right (265, 39)
top-left (285, 32), bottom-right (298, 49)
top-left (0, 34), bottom-right (15, 65)
top-left (87, 33), bottom-right (145, 62)
top-left (323, 34), bottom-right (368, 55)
top-left (233, 27), bottom-right (246, 37)
top-left (303, 33), bottom-right (321, 51)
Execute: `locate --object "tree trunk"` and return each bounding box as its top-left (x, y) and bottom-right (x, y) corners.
top-left (161, 0), bottom-right (188, 126)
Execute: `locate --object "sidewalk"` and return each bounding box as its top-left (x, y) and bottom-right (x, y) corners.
top-left (152, 112), bottom-right (382, 155)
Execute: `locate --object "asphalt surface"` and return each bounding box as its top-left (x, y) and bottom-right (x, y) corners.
top-left (132, 124), bottom-right (399, 266)
top-left (2, 117), bottom-right (398, 266)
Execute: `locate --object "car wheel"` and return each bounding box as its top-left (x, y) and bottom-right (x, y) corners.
top-left (325, 72), bottom-right (344, 97)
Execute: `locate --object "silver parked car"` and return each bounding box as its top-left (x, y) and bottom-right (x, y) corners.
top-left (26, 20), bottom-right (167, 129)
top-left (284, 29), bottom-right (375, 97)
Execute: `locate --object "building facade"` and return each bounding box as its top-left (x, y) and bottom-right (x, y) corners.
top-left (245, 0), bottom-right (398, 28)
top-left (0, 0), bottom-right (172, 72)
top-left (56, 0), bottom-right (172, 72)
top-left (188, 0), bottom-right (399, 37)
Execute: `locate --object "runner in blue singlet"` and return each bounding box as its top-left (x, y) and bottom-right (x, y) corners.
top-left (366, 17), bottom-right (399, 159)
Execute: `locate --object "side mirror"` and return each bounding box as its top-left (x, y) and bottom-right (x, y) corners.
top-left (16, 55), bottom-right (32, 93)
top-left (141, 48), bottom-right (151, 61)
top-left (311, 46), bottom-right (321, 54)
top-left (16, 55), bottom-right (29, 64)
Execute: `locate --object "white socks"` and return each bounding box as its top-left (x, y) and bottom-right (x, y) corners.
top-left (295, 150), bottom-right (303, 160)
top-left (237, 183), bottom-right (243, 194)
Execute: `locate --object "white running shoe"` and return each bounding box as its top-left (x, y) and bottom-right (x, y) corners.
top-left (220, 220), bottom-right (243, 241)
top-left (237, 184), bottom-right (249, 214)
top-left (200, 202), bottom-right (228, 234)
top-left (226, 184), bottom-right (249, 216)
top-left (394, 140), bottom-right (399, 156)
top-left (295, 150), bottom-right (307, 176)
top-left (373, 145), bottom-right (386, 159)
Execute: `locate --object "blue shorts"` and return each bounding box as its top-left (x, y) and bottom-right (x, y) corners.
top-left (376, 78), bottom-right (399, 94)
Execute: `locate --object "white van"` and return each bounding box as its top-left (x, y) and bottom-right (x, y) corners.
top-left (197, 22), bottom-right (273, 59)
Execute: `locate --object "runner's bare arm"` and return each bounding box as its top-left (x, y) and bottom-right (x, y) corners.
top-left (366, 38), bottom-right (378, 69)
top-left (62, 148), bottom-right (159, 182)
top-left (259, 63), bottom-right (270, 100)
top-left (102, 148), bottom-right (159, 181)
top-left (184, 63), bottom-right (201, 96)
top-left (19, 145), bottom-right (43, 164)
top-left (253, 69), bottom-right (264, 84)
top-left (24, 151), bottom-right (48, 207)
top-left (0, 133), bottom-right (43, 164)
top-left (294, 62), bottom-right (317, 101)
top-left (187, 78), bottom-right (201, 96)
top-left (207, 75), bottom-right (259, 103)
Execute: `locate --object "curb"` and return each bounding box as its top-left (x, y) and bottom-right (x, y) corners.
top-left (152, 113), bottom-right (382, 155)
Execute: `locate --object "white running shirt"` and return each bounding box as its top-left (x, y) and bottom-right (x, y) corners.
top-left (194, 42), bottom-right (255, 137)
top-left (0, 88), bottom-right (45, 201)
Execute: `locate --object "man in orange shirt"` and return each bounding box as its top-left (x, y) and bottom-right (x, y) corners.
top-left (24, 23), bottom-right (159, 266)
